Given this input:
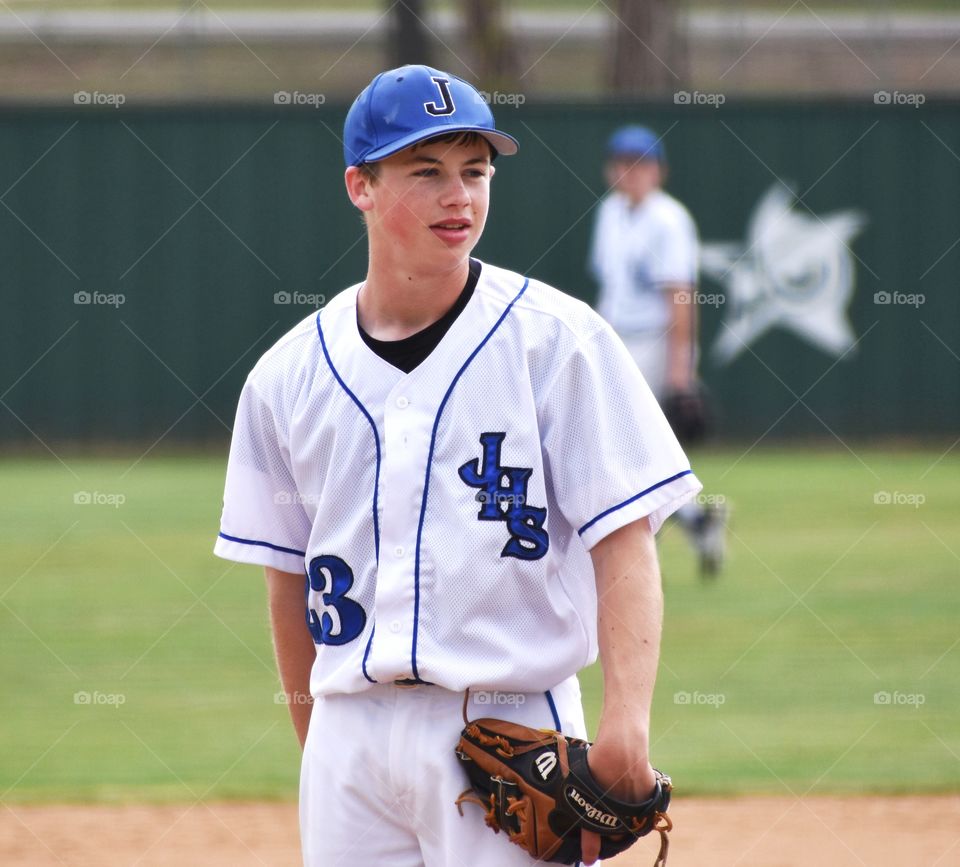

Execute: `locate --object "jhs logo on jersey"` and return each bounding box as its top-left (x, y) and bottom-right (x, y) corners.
top-left (458, 432), bottom-right (549, 560)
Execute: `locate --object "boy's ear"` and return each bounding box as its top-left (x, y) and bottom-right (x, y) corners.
top-left (345, 166), bottom-right (375, 213)
top-left (489, 163), bottom-right (496, 179)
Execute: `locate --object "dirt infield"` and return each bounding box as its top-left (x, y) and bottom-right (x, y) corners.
top-left (2, 796), bottom-right (958, 866)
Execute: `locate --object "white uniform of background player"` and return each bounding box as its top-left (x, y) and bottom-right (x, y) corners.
top-left (590, 126), bottom-right (727, 576)
top-left (215, 68), bottom-right (701, 867)
top-left (592, 185), bottom-right (698, 397)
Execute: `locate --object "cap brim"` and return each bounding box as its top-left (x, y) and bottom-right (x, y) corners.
top-left (358, 125), bottom-right (518, 164)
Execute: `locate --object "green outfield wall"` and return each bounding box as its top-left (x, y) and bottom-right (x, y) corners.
top-left (2, 100), bottom-right (957, 445)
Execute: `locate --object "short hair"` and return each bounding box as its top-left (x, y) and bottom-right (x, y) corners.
top-left (357, 130), bottom-right (496, 184)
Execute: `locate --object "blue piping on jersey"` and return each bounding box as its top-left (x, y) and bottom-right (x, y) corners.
top-left (217, 531), bottom-right (305, 558)
top-left (361, 623), bottom-right (377, 683)
top-left (317, 311), bottom-right (383, 685)
top-left (577, 469), bottom-right (694, 537)
top-left (545, 689), bottom-right (562, 732)
top-left (411, 277), bottom-right (531, 680)
top-left (316, 311), bottom-right (383, 564)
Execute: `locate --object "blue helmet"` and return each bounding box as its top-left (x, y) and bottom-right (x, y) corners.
top-left (606, 125), bottom-right (665, 163)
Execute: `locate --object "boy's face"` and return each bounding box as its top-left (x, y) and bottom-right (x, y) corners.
top-left (605, 157), bottom-right (662, 205)
top-left (352, 137), bottom-right (494, 269)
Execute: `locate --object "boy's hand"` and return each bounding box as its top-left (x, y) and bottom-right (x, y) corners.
top-left (580, 738), bottom-right (658, 864)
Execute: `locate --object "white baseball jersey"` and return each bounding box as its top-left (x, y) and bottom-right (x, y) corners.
top-left (214, 261), bottom-right (701, 698)
top-left (590, 188), bottom-right (699, 336)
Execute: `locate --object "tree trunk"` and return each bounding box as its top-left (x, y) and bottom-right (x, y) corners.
top-left (462, 0), bottom-right (519, 90)
top-left (610, 0), bottom-right (688, 95)
top-left (389, 0), bottom-right (431, 69)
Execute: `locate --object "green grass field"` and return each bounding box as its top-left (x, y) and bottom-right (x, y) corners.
top-left (1, 447), bottom-right (957, 803)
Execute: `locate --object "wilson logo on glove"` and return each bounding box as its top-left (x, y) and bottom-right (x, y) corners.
top-left (565, 786), bottom-right (620, 828)
top-left (535, 751), bottom-right (558, 781)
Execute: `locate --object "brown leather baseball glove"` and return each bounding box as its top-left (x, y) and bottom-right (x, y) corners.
top-left (455, 716), bottom-right (672, 865)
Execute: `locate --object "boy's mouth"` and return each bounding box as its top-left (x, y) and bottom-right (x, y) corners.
top-left (430, 219), bottom-right (472, 242)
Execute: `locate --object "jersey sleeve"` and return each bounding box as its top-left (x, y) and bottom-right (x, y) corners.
top-left (541, 321), bottom-right (702, 550)
top-left (213, 375), bottom-right (311, 574)
top-left (650, 206), bottom-right (698, 288)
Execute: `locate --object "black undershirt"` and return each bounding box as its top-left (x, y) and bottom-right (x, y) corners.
top-left (358, 259), bottom-right (481, 373)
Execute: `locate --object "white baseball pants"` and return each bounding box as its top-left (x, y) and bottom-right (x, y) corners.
top-left (300, 677), bottom-right (587, 867)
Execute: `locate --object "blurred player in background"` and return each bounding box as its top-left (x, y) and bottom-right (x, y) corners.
top-left (589, 125), bottom-right (728, 577)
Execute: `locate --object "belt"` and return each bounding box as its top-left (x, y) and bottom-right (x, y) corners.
top-left (393, 677), bottom-right (431, 689)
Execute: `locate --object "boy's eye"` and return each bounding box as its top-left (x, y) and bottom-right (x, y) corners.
top-left (409, 166), bottom-right (487, 179)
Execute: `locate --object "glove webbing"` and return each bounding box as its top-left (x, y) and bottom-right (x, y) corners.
top-left (455, 778), bottom-right (529, 846)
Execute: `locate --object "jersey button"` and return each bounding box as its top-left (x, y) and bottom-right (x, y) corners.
top-left (389, 620), bottom-right (402, 633)
top-left (394, 545), bottom-right (405, 558)
top-left (396, 396), bottom-right (409, 409)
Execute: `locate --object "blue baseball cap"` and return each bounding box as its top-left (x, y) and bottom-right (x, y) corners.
top-left (606, 125), bottom-right (665, 162)
top-left (343, 65), bottom-right (519, 167)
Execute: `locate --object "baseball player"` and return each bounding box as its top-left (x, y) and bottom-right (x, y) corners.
top-left (589, 125), bottom-right (728, 577)
top-left (215, 66), bottom-right (701, 866)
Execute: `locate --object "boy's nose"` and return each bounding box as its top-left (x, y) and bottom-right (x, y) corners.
top-left (440, 176), bottom-right (470, 207)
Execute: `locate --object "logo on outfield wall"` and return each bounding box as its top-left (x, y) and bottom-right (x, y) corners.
top-left (701, 183), bottom-right (866, 363)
